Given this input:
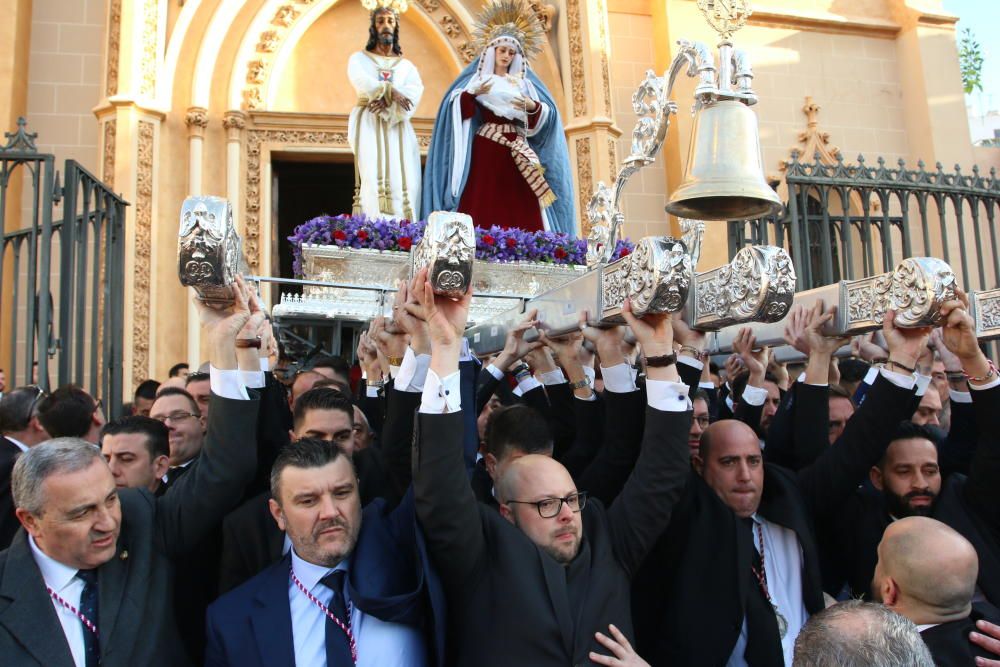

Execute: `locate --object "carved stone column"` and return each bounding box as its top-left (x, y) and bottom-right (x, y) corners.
top-left (184, 107), bottom-right (209, 367)
top-left (223, 111), bottom-right (247, 222)
top-left (563, 0), bottom-right (620, 235)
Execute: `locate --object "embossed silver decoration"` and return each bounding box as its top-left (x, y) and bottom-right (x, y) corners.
top-left (704, 256), bottom-right (957, 354)
top-left (686, 246), bottom-right (795, 330)
top-left (601, 237), bottom-right (692, 320)
top-left (178, 195), bottom-right (245, 309)
top-left (410, 211), bottom-right (476, 298)
top-left (679, 218), bottom-right (706, 271)
top-left (971, 288), bottom-right (1000, 341)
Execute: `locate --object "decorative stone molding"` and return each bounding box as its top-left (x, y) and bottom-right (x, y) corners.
top-left (244, 128), bottom-right (351, 269)
top-left (529, 0), bottom-right (557, 32)
top-left (241, 0), bottom-right (474, 111)
top-left (576, 137), bottom-right (592, 232)
top-left (133, 121), bottom-right (155, 386)
top-left (596, 0), bottom-right (612, 115)
top-left (566, 0), bottom-right (587, 117)
top-left (140, 0), bottom-right (158, 97)
top-left (185, 107), bottom-right (209, 139)
top-left (102, 120), bottom-right (116, 189)
top-left (782, 96), bottom-right (842, 170)
top-left (607, 136), bottom-right (616, 176)
top-left (105, 0), bottom-right (122, 97)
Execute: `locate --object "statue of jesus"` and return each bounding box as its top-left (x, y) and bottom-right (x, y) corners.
top-left (348, 3), bottom-right (423, 221)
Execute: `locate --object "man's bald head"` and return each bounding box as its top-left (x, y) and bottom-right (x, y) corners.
top-left (694, 420), bottom-right (764, 518)
top-left (873, 516), bottom-right (978, 623)
top-left (497, 455), bottom-right (583, 565)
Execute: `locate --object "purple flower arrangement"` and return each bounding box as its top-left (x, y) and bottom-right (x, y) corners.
top-left (288, 214), bottom-right (634, 277)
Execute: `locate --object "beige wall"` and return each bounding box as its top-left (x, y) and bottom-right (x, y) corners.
top-left (26, 0), bottom-right (105, 171)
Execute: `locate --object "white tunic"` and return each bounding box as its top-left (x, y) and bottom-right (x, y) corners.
top-left (347, 51), bottom-right (424, 220)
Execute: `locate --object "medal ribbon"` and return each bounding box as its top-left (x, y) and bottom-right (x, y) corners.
top-left (47, 586), bottom-right (99, 639)
top-left (289, 565), bottom-right (358, 664)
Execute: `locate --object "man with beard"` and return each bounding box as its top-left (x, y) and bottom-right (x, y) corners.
top-left (348, 4), bottom-right (423, 220)
top-left (412, 266), bottom-right (692, 666)
top-left (827, 289), bottom-right (1000, 606)
top-left (205, 437), bottom-right (443, 666)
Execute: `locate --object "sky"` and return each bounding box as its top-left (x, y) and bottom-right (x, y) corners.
top-left (942, 0), bottom-right (1000, 114)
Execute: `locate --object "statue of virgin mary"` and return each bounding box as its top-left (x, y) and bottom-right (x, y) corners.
top-left (421, 0), bottom-right (576, 235)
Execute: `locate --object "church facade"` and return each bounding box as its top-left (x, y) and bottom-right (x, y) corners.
top-left (1, 0), bottom-right (996, 391)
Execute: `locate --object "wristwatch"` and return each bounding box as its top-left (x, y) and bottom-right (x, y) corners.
top-left (569, 376), bottom-right (592, 390)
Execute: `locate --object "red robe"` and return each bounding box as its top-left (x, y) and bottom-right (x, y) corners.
top-left (457, 92), bottom-right (545, 232)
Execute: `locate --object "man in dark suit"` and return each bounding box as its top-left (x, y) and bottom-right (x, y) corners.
top-left (99, 416), bottom-right (171, 496)
top-left (827, 291), bottom-right (1000, 605)
top-left (0, 387), bottom-right (50, 549)
top-left (872, 515), bottom-right (1000, 666)
top-left (205, 437), bottom-right (444, 667)
top-left (633, 304), bottom-right (929, 666)
top-left (412, 267), bottom-right (692, 667)
top-left (471, 404), bottom-right (554, 509)
top-left (218, 384), bottom-right (419, 594)
top-left (0, 277), bottom-right (262, 667)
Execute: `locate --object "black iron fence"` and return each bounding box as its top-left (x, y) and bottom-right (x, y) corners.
top-left (0, 118), bottom-right (127, 416)
top-left (729, 151), bottom-right (1000, 294)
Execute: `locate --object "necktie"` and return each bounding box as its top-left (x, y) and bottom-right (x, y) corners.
top-left (320, 570), bottom-right (353, 666)
top-left (740, 519), bottom-right (783, 666)
top-left (76, 568), bottom-right (100, 667)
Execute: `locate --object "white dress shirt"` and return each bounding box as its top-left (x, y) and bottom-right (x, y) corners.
top-left (394, 348), bottom-right (431, 393)
top-left (288, 549), bottom-right (427, 667)
top-left (28, 535), bottom-right (90, 667)
top-left (726, 515), bottom-right (809, 667)
top-left (6, 435), bottom-right (28, 453)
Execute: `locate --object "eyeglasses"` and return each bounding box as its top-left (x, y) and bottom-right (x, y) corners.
top-left (693, 416), bottom-right (711, 428)
top-left (507, 491), bottom-right (587, 518)
top-left (92, 398), bottom-right (103, 416)
top-left (152, 411), bottom-right (200, 425)
top-left (23, 385), bottom-right (46, 422)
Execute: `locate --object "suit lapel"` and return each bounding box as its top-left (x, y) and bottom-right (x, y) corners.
top-left (250, 556), bottom-right (296, 667)
top-left (537, 548), bottom-right (575, 658)
top-left (97, 534), bottom-right (131, 656)
top-left (0, 533), bottom-right (76, 666)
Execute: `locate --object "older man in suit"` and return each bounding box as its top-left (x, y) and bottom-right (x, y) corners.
top-left (0, 277), bottom-right (261, 667)
top-left (412, 268), bottom-right (692, 666)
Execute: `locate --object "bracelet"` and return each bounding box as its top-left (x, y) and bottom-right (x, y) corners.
top-left (963, 358), bottom-right (998, 383)
top-left (886, 359), bottom-right (916, 374)
top-left (869, 356), bottom-right (888, 365)
top-left (387, 355), bottom-right (404, 366)
top-left (678, 345), bottom-right (704, 358)
top-left (644, 353), bottom-right (677, 368)
top-left (946, 371), bottom-right (967, 382)
top-left (235, 337), bottom-right (262, 349)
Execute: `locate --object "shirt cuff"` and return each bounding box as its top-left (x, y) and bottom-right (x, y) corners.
top-left (879, 367), bottom-right (918, 390)
top-left (601, 363), bottom-right (638, 393)
top-left (366, 385), bottom-right (380, 398)
top-left (699, 381), bottom-right (715, 389)
top-left (863, 366), bottom-right (879, 386)
top-left (538, 368), bottom-right (567, 386)
top-left (678, 355), bottom-right (703, 371)
top-left (404, 353), bottom-right (431, 393)
top-left (741, 384), bottom-right (768, 406)
top-left (486, 364), bottom-right (504, 381)
top-left (582, 365), bottom-right (596, 384)
top-left (418, 369), bottom-right (462, 414)
top-left (915, 373), bottom-right (931, 397)
top-left (725, 395), bottom-right (735, 413)
top-left (970, 374), bottom-right (1000, 391)
top-left (240, 369), bottom-right (266, 390)
top-left (259, 357), bottom-right (269, 372)
top-left (517, 375), bottom-right (543, 394)
top-left (395, 347), bottom-right (419, 391)
top-left (949, 389), bottom-right (972, 403)
top-left (646, 380), bottom-right (694, 412)
top-left (210, 365), bottom-right (250, 400)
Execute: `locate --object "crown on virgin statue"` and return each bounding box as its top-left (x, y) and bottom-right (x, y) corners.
top-left (362, 0), bottom-right (408, 14)
top-left (472, 0), bottom-right (546, 60)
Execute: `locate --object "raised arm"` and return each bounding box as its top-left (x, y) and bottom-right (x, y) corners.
top-left (607, 300), bottom-right (692, 577)
top-left (410, 268), bottom-right (488, 591)
top-left (936, 290), bottom-right (1000, 527)
top-left (156, 278), bottom-right (261, 558)
top-left (798, 308), bottom-right (929, 518)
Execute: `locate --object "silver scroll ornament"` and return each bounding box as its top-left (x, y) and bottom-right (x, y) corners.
top-left (685, 245), bottom-right (796, 331)
top-left (178, 195), bottom-right (245, 309)
top-left (600, 236), bottom-right (693, 321)
top-left (845, 257), bottom-right (956, 330)
top-left (410, 211), bottom-right (476, 299)
top-left (972, 288), bottom-right (1000, 341)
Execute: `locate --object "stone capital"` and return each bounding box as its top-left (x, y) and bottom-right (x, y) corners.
top-left (185, 106), bottom-right (209, 138)
top-left (223, 110), bottom-right (247, 141)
